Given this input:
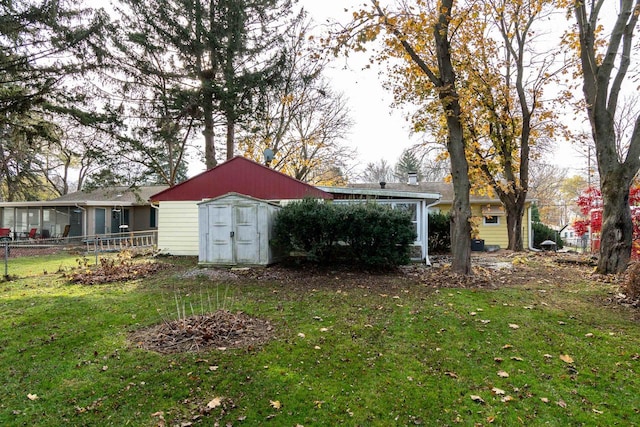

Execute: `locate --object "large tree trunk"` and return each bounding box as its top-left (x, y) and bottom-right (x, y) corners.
top-left (505, 201), bottom-right (525, 251)
top-left (226, 119), bottom-right (235, 160)
top-left (598, 172), bottom-right (633, 273)
top-left (436, 0), bottom-right (472, 275)
top-left (449, 154), bottom-right (472, 274)
top-left (202, 92), bottom-right (217, 169)
top-left (372, 0), bottom-right (472, 274)
top-left (574, 1), bottom-right (640, 274)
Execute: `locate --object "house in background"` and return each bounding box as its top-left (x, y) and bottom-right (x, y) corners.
top-left (339, 178), bottom-right (534, 251)
top-left (0, 186), bottom-right (165, 239)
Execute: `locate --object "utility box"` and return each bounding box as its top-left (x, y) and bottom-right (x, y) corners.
top-left (471, 239), bottom-right (485, 251)
top-left (198, 193), bottom-right (282, 266)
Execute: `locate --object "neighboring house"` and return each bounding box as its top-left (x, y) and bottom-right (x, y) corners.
top-left (0, 186), bottom-right (166, 239)
top-left (149, 156), bottom-right (332, 257)
top-left (336, 179), bottom-right (534, 251)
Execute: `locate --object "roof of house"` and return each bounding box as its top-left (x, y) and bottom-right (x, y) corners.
top-left (0, 185), bottom-right (168, 208)
top-left (150, 156), bottom-right (332, 202)
top-left (317, 184), bottom-right (441, 201)
top-left (53, 185), bottom-right (168, 206)
top-left (343, 182), bottom-right (517, 204)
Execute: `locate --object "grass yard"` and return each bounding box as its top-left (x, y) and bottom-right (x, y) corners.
top-left (0, 253), bottom-right (639, 426)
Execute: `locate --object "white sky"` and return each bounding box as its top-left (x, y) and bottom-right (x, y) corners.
top-left (298, 0), bottom-right (593, 178)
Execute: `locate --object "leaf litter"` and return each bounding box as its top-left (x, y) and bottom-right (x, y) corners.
top-left (130, 309), bottom-right (274, 354)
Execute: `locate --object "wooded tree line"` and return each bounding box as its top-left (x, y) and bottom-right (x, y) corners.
top-left (1, 0), bottom-right (355, 201)
top-left (2, 0), bottom-right (639, 275)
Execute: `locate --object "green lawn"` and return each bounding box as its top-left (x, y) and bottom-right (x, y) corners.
top-left (1, 255), bottom-right (639, 426)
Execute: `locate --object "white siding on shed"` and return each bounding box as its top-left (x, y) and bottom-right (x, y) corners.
top-left (157, 201), bottom-right (200, 255)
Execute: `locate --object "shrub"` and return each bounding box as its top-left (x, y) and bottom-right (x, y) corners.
top-left (428, 211), bottom-right (451, 253)
top-left (532, 222), bottom-right (564, 249)
top-left (273, 200), bottom-right (416, 268)
top-left (272, 198), bottom-right (337, 261)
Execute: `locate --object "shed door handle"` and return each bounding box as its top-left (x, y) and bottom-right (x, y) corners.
top-left (230, 231), bottom-right (235, 238)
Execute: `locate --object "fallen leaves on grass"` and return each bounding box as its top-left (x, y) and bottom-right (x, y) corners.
top-left (27, 393), bottom-right (38, 401)
top-left (470, 395), bottom-right (485, 404)
top-left (270, 400), bottom-right (282, 409)
top-left (69, 257), bottom-right (165, 285)
top-left (207, 397), bottom-right (222, 409)
top-left (559, 354), bottom-right (574, 364)
top-left (497, 370), bottom-right (510, 378)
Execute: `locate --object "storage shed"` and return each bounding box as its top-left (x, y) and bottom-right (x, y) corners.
top-left (198, 193), bottom-right (281, 266)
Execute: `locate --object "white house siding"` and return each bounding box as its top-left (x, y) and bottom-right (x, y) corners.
top-left (157, 201), bottom-right (200, 255)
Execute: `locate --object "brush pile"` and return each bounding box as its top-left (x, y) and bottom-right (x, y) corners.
top-left (131, 310), bottom-right (274, 354)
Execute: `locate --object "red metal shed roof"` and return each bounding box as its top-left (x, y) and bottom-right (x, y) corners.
top-left (150, 156), bottom-right (332, 202)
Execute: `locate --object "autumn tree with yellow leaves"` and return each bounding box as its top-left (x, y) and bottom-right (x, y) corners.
top-left (350, 0), bottom-right (569, 252)
top-left (337, 0), bottom-right (571, 271)
top-left (338, 0), bottom-right (474, 273)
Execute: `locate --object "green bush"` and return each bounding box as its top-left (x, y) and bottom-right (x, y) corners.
top-left (428, 211), bottom-right (451, 253)
top-left (272, 198), bottom-right (337, 261)
top-left (273, 200), bottom-right (416, 268)
top-left (532, 221), bottom-right (564, 249)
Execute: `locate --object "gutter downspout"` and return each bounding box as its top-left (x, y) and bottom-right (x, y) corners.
top-left (528, 205), bottom-right (540, 252)
top-left (424, 196), bottom-right (442, 266)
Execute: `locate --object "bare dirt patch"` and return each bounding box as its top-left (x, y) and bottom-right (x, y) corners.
top-left (186, 250), bottom-right (597, 290)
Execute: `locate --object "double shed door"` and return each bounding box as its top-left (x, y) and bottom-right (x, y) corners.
top-left (207, 203), bottom-right (259, 264)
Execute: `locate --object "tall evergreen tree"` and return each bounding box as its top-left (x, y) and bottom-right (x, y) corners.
top-left (394, 150), bottom-right (424, 183)
top-left (0, 0), bottom-right (109, 199)
top-left (115, 0), bottom-right (295, 169)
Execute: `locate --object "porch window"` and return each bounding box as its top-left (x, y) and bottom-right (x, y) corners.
top-left (2, 208), bottom-right (14, 229)
top-left (393, 202), bottom-right (419, 239)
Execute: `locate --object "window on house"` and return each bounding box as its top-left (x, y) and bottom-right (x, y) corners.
top-left (484, 215), bottom-right (499, 225)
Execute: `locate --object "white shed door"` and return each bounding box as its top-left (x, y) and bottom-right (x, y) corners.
top-left (209, 204), bottom-right (234, 263)
top-left (207, 202), bottom-right (259, 264)
top-left (234, 204), bottom-right (259, 263)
